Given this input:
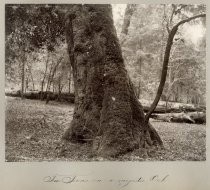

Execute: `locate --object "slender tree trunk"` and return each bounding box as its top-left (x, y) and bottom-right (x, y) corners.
top-left (57, 84), bottom-right (64, 101)
top-left (63, 5), bottom-right (162, 157)
top-left (121, 4), bottom-right (136, 35)
top-left (137, 57), bottom-right (142, 99)
top-left (145, 13), bottom-right (206, 123)
top-left (52, 82), bottom-right (55, 93)
top-left (30, 75), bottom-right (35, 91)
top-left (45, 65), bottom-right (53, 92)
top-left (26, 62), bottom-right (35, 91)
top-left (40, 53), bottom-right (50, 99)
top-left (165, 65), bottom-right (173, 112)
top-left (57, 77), bottom-right (62, 101)
top-left (68, 67), bottom-right (72, 94)
top-left (120, 4), bottom-right (137, 45)
top-left (25, 77), bottom-right (28, 93)
top-left (46, 59), bottom-right (62, 104)
top-left (21, 57), bottom-right (25, 99)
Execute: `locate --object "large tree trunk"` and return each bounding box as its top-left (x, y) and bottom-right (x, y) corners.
top-left (63, 4), bottom-right (162, 157)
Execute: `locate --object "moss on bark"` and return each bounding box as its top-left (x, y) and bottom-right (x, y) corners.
top-left (63, 4), bottom-right (162, 157)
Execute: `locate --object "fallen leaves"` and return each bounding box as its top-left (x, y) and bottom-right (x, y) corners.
top-left (5, 97), bottom-right (206, 161)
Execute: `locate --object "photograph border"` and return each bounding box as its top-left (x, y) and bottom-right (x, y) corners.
top-left (0, 0), bottom-right (209, 189)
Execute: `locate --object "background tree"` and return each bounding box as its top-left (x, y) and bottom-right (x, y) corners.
top-left (145, 4), bottom-right (206, 122)
top-left (119, 5), bottom-right (168, 101)
top-left (113, 4), bottom-right (205, 114)
top-left (5, 4), bottom-right (66, 97)
top-left (6, 4), bottom-right (205, 107)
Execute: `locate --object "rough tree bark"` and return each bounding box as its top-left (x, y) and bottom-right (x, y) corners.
top-left (63, 4), bottom-right (162, 157)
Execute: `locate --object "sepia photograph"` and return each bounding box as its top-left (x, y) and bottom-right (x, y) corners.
top-left (5, 3), bottom-right (206, 162)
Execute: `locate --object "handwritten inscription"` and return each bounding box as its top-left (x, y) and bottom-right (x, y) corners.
top-left (43, 174), bottom-right (169, 188)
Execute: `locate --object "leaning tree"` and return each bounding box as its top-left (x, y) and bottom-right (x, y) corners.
top-left (63, 4), bottom-right (162, 157)
top-left (145, 5), bottom-right (206, 122)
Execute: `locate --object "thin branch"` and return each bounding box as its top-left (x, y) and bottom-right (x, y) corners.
top-left (174, 5), bottom-right (188, 15)
top-left (169, 4), bottom-right (176, 25)
top-left (145, 13), bottom-right (206, 122)
top-left (174, 13), bottom-right (206, 29)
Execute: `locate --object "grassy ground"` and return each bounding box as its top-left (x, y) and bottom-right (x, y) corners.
top-left (5, 97), bottom-right (206, 162)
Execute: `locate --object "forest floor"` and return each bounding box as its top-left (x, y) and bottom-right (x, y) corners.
top-left (5, 96), bottom-right (206, 162)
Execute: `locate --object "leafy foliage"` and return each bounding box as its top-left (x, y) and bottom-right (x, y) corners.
top-left (114, 4), bottom-right (206, 104)
top-left (5, 4), bottom-right (206, 105)
top-left (5, 4), bottom-right (71, 94)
